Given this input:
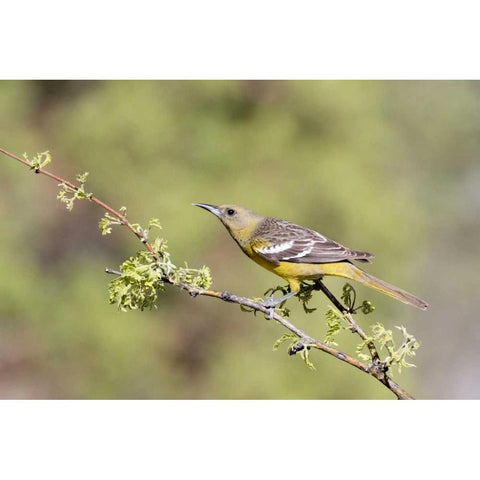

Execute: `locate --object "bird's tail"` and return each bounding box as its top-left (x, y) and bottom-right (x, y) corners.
top-left (358, 269), bottom-right (428, 310)
top-left (324, 263), bottom-right (428, 310)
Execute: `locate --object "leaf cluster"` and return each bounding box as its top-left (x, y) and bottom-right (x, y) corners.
top-left (324, 306), bottom-right (343, 346)
top-left (57, 172), bottom-right (92, 211)
top-left (107, 224), bottom-right (212, 311)
top-left (23, 150), bottom-right (51, 171)
top-left (356, 323), bottom-right (420, 373)
top-left (99, 206), bottom-right (128, 235)
top-left (273, 334), bottom-right (315, 370)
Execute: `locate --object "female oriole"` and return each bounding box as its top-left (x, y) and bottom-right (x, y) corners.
top-left (194, 203), bottom-right (428, 311)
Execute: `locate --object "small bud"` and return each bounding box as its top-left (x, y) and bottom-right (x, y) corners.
top-left (289, 342), bottom-right (305, 355)
top-left (221, 291), bottom-right (232, 301)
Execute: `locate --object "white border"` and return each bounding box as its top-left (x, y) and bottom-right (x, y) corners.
top-left (2, 2), bottom-right (479, 78)
top-left (0, 401), bottom-right (478, 478)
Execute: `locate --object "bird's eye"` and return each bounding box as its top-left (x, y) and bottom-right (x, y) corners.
top-left (227, 209), bottom-right (235, 216)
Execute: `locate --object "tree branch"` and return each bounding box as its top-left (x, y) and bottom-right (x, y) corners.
top-left (180, 285), bottom-right (413, 399)
top-left (2, 146), bottom-right (414, 400)
top-left (313, 279), bottom-right (382, 364)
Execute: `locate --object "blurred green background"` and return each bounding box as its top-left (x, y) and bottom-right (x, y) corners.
top-left (1, 80), bottom-right (478, 399)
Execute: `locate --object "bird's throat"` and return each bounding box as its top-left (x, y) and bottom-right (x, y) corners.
top-left (226, 223), bottom-right (259, 249)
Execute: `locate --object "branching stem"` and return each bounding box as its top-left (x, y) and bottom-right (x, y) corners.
top-left (314, 280), bottom-right (382, 365)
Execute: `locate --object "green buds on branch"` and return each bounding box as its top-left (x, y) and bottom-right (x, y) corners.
top-left (273, 333), bottom-right (315, 370)
top-left (107, 218), bottom-right (212, 311)
top-left (356, 323), bottom-right (420, 373)
top-left (99, 207), bottom-right (128, 235)
top-left (57, 172), bottom-right (92, 211)
top-left (23, 151), bottom-right (51, 171)
top-left (341, 283), bottom-right (375, 314)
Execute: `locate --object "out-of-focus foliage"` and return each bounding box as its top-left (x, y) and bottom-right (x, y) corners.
top-left (1, 80), bottom-right (479, 398)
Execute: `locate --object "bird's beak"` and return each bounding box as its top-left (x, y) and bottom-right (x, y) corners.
top-left (192, 203), bottom-right (222, 217)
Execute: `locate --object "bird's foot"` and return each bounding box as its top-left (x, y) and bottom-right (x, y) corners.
top-left (259, 295), bottom-right (277, 320)
top-left (259, 290), bottom-right (298, 320)
top-left (260, 294), bottom-right (278, 309)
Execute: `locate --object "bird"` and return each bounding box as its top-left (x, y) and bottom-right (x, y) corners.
top-left (193, 203), bottom-right (428, 311)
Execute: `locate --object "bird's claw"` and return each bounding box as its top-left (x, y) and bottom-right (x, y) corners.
top-left (265, 308), bottom-right (275, 320)
top-left (260, 294), bottom-right (277, 309)
top-left (259, 295), bottom-right (277, 320)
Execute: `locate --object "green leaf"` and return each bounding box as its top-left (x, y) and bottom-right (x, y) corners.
top-left (99, 216), bottom-right (112, 235)
top-left (240, 304), bottom-right (255, 313)
top-left (359, 300), bottom-right (375, 315)
top-left (277, 306), bottom-right (291, 318)
top-left (264, 285), bottom-right (288, 297)
top-left (56, 171), bottom-right (92, 211)
top-left (366, 323), bottom-right (420, 374)
top-left (357, 352), bottom-right (371, 362)
top-left (76, 171), bottom-right (89, 184)
top-left (108, 250), bottom-right (166, 311)
top-left (24, 150), bottom-right (52, 170)
top-left (324, 306), bottom-right (343, 346)
top-left (297, 282), bottom-right (317, 314)
top-left (301, 347), bottom-right (316, 371)
top-left (148, 218), bottom-right (162, 230)
top-left (355, 335), bottom-right (374, 361)
top-left (341, 283), bottom-right (356, 310)
top-left (171, 262), bottom-right (213, 289)
top-left (273, 333), bottom-right (298, 351)
top-left (98, 210), bottom-right (126, 235)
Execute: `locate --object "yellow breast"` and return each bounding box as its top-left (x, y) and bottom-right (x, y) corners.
top-left (246, 246), bottom-right (326, 282)
top-left (244, 245), bottom-right (361, 292)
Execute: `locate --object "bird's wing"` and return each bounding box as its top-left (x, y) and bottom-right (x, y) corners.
top-left (251, 218), bottom-right (374, 265)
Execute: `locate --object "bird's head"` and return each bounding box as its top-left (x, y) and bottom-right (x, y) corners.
top-left (193, 203), bottom-right (262, 239)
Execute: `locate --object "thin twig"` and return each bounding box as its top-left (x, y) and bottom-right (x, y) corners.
top-left (104, 267), bottom-right (411, 399)
top-left (314, 279), bottom-right (382, 365)
top-left (178, 284), bottom-right (412, 399)
top-left (2, 146), bottom-right (414, 400)
top-left (0, 147), bottom-right (161, 260)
